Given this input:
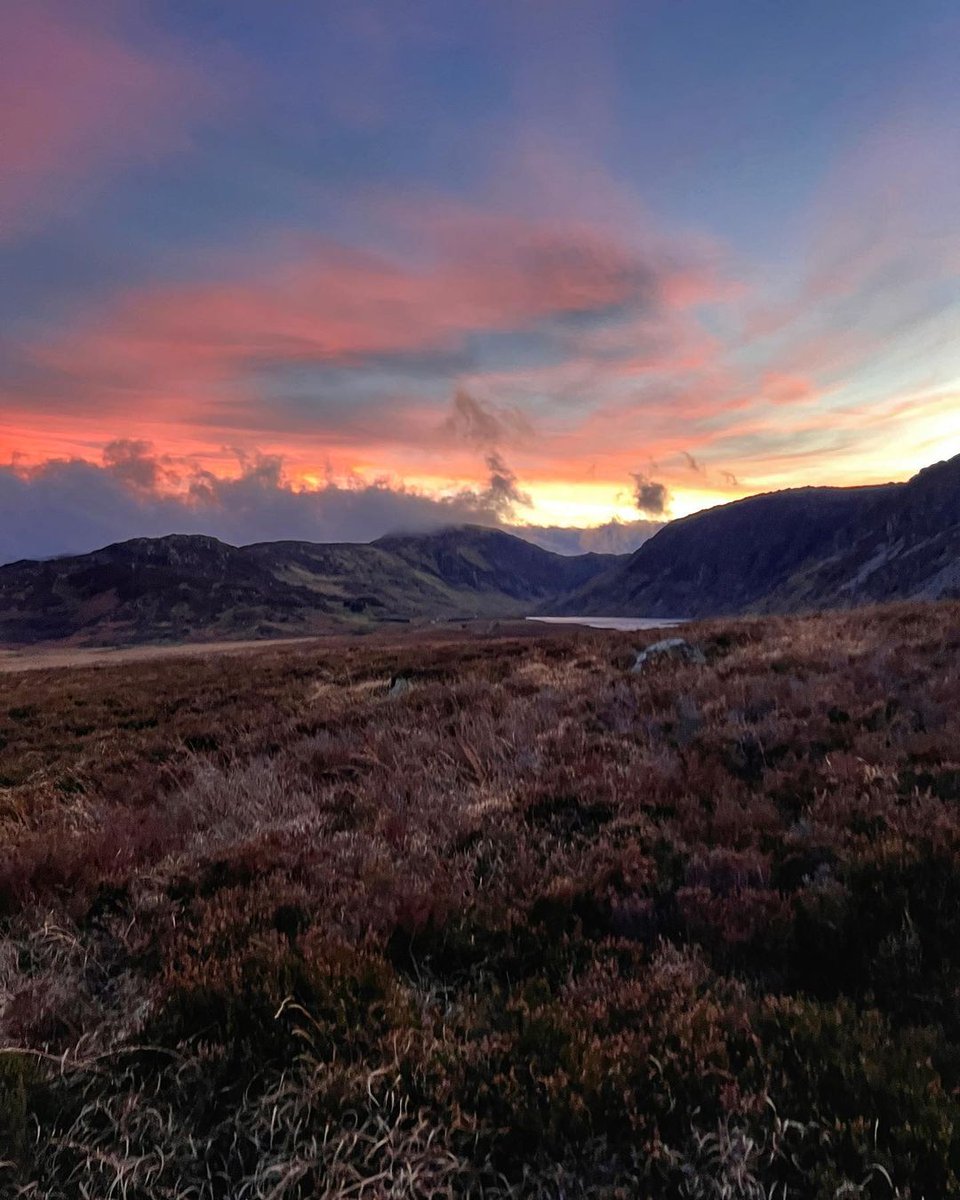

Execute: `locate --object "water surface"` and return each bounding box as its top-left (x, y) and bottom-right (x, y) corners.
top-left (528, 616), bottom-right (687, 632)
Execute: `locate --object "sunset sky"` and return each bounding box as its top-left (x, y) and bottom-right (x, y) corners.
top-left (3, 0), bottom-right (960, 561)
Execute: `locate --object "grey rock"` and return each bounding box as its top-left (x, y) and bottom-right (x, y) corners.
top-left (387, 675), bottom-right (413, 698)
top-left (630, 638), bottom-right (706, 672)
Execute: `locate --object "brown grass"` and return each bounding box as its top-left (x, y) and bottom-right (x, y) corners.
top-left (1, 603), bottom-right (960, 1196)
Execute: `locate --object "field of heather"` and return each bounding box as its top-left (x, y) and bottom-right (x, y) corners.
top-left (2, 605), bottom-right (960, 1197)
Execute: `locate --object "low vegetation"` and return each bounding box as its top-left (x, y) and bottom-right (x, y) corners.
top-left (1, 603), bottom-right (960, 1196)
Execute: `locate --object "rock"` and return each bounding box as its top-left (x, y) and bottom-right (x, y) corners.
top-left (386, 675), bottom-right (413, 698)
top-left (630, 638), bottom-right (706, 672)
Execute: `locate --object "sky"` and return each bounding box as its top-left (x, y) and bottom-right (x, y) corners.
top-left (2, 0), bottom-right (959, 562)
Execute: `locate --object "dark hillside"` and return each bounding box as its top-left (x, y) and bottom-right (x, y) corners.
top-left (0, 534), bottom-right (303, 644)
top-left (552, 451), bottom-right (960, 618)
top-left (0, 527), bottom-right (619, 646)
top-left (374, 524), bottom-right (616, 599)
top-left (765, 453), bottom-right (960, 610)
top-left (552, 485), bottom-right (892, 617)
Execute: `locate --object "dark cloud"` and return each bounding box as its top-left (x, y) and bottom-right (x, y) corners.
top-left (679, 451), bottom-right (703, 473)
top-left (631, 472), bottom-right (670, 516)
top-left (481, 452), bottom-right (532, 516)
top-left (0, 444), bottom-right (544, 565)
top-left (439, 390), bottom-right (533, 520)
top-left (102, 439), bottom-right (168, 492)
top-left (441, 389), bottom-right (533, 449)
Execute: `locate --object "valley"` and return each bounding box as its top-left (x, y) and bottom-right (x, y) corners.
top-left (3, 452), bottom-right (958, 653)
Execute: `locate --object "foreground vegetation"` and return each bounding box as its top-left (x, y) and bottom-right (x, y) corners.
top-left (1, 605), bottom-right (960, 1197)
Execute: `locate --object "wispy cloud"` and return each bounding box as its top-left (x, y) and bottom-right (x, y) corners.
top-left (440, 389), bottom-right (534, 449)
top-left (0, 0), bottom-right (220, 238)
top-left (11, 211), bottom-right (703, 424)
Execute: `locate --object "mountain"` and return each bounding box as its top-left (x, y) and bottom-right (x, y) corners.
top-left (371, 526), bottom-right (610, 597)
top-left (551, 452), bottom-right (960, 618)
top-left (6, 454), bottom-right (957, 644)
top-left (551, 485), bottom-right (894, 618)
top-left (0, 526), bottom-right (619, 646)
top-left (762, 454), bottom-right (960, 611)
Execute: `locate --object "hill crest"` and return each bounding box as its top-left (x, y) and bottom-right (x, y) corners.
top-left (550, 453), bottom-right (960, 618)
top-left (0, 525), bottom-right (620, 646)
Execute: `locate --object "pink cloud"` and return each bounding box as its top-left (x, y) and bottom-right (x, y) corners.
top-left (2, 192), bottom-right (742, 498)
top-left (22, 211), bottom-right (716, 416)
top-left (743, 109), bottom-right (960, 360)
top-left (759, 373), bottom-right (818, 405)
top-left (0, 0), bottom-right (217, 238)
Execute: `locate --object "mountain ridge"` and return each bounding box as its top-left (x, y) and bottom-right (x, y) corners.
top-left (550, 453), bottom-right (960, 618)
top-left (0, 525), bottom-right (621, 647)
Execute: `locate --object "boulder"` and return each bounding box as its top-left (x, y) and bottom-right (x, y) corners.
top-left (630, 638), bottom-right (706, 672)
top-left (386, 674), bottom-right (413, 697)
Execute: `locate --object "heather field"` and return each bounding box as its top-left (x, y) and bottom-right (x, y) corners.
top-left (2, 606), bottom-right (960, 1197)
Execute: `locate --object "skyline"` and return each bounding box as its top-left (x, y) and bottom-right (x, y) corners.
top-left (3, 0), bottom-right (960, 560)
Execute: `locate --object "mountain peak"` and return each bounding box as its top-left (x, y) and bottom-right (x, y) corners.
top-left (106, 533), bottom-right (236, 556)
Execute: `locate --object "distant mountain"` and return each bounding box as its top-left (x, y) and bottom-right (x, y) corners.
top-left (372, 527), bottom-right (609, 597)
top-left (550, 486), bottom-right (894, 618)
top-left (550, 452), bottom-right (960, 618)
top-left (0, 526), bottom-right (620, 646)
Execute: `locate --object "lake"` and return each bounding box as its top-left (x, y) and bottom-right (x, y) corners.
top-left (527, 616), bottom-right (687, 632)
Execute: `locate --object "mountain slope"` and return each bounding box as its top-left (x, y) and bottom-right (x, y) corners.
top-left (552, 485), bottom-right (894, 618)
top-left (552, 453), bottom-right (960, 618)
top-left (763, 454), bottom-right (960, 611)
top-left (372, 526), bottom-right (612, 599)
top-left (0, 526), bottom-right (620, 646)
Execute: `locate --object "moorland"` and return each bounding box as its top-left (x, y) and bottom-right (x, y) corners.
top-left (1, 603), bottom-right (960, 1196)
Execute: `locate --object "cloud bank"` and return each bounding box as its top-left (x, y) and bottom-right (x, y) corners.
top-left (0, 442), bottom-right (659, 566)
